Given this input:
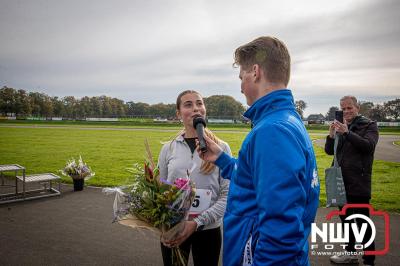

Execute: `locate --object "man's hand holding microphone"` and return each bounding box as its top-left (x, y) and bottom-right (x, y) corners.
top-left (192, 117), bottom-right (223, 163)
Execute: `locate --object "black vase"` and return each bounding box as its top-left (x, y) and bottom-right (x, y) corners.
top-left (73, 178), bottom-right (84, 191)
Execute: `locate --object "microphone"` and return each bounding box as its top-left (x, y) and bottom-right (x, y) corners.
top-left (193, 116), bottom-right (207, 153)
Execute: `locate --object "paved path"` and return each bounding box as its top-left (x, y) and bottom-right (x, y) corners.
top-left (314, 135), bottom-right (400, 162)
top-left (1, 185), bottom-right (399, 265)
top-left (374, 135), bottom-right (400, 162)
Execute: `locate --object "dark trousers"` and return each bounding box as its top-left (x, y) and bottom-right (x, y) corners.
top-left (339, 196), bottom-right (375, 265)
top-left (161, 227), bottom-right (221, 266)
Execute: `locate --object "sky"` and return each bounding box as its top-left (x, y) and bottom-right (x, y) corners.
top-left (1, 0), bottom-right (399, 117)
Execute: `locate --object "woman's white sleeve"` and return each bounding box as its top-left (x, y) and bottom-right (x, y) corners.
top-left (194, 142), bottom-right (231, 226)
top-left (157, 144), bottom-right (169, 179)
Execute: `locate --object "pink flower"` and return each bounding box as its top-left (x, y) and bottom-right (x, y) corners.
top-left (174, 178), bottom-right (190, 190)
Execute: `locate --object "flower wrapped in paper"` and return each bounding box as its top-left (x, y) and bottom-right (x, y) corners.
top-left (103, 140), bottom-right (196, 265)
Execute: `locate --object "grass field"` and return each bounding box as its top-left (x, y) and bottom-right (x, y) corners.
top-left (1, 124), bottom-right (399, 212)
top-left (312, 145), bottom-right (400, 213)
top-left (0, 120), bottom-right (251, 132)
top-left (2, 120), bottom-right (400, 134)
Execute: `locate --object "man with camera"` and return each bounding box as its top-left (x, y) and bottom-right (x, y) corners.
top-left (325, 95), bottom-right (379, 265)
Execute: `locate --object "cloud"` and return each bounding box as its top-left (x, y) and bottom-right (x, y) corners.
top-left (0, 0), bottom-right (399, 116)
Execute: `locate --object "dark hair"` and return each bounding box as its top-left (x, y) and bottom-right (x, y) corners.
top-left (234, 36), bottom-right (291, 86)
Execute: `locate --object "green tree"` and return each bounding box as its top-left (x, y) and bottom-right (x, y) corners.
top-left (149, 103), bottom-right (175, 118)
top-left (204, 95), bottom-right (245, 119)
top-left (369, 104), bottom-right (386, 121)
top-left (0, 86), bottom-right (16, 115)
top-left (295, 100), bottom-right (307, 119)
top-left (125, 101), bottom-right (135, 116)
top-left (326, 106), bottom-right (339, 121)
top-left (110, 98), bottom-right (126, 117)
top-left (90, 97), bottom-right (103, 117)
top-left (51, 97), bottom-right (64, 117)
top-left (43, 98), bottom-right (53, 117)
top-left (62, 96), bottom-right (77, 119)
top-left (29, 92), bottom-right (46, 116)
top-left (384, 98), bottom-right (400, 121)
top-left (15, 89), bottom-right (32, 116)
top-left (131, 102), bottom-right (150, 117)
top-left (359, 101), bottom-right (374, 118)
top-left (100, 96), bottom-right (112, 117)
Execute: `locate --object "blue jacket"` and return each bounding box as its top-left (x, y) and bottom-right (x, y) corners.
top-left (215, 89), bottom-right (320, 265)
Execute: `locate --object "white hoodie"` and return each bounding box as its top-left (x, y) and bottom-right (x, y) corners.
top-left (157, 134), bottom-right (231, 230)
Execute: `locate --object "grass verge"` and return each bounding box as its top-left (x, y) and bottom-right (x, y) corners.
top-left (1, 127), bottom-right (398, 212)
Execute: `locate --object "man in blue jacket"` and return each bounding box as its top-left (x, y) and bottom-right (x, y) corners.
top-left (198, 36), bottom-right (320, 265)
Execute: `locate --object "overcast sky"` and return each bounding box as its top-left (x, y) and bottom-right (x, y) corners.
top-left (1, 0), bottom-right (399, 116)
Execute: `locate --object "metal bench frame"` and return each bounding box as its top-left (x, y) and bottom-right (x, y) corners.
top-left (0, 164), bottom-right (61, 204)
top-left (0, 164), bottom-right (25, 203)
top-left (17, 173), bottom-right (61, 200)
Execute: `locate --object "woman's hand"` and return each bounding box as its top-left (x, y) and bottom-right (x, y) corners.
top-left (161, 221), bottom-right (197, 248)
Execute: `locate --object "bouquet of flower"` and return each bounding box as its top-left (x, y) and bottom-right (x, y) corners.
top-left (103, 140), bottom-right (196, 266)
top-left (61, 155), bottom-right (95, 180)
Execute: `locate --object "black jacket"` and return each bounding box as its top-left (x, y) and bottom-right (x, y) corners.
top-left (325, 116), bottom-right (379, 198)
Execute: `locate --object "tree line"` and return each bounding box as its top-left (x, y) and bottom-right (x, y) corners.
top-left (2, 86), bottom-right (397, 121)
top-left (0, 86), bottom-right (246, 119)
top-left (325, 100), bottom-right (400, 121)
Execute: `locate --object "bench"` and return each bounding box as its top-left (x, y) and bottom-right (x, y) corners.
top-left (17, 173), bottom-right (61, 200)
top-left (0, 164), bottom-right (25, 203)
top-left (0, 165), bottom-right (61, 204)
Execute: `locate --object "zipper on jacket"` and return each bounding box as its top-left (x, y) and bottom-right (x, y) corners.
top-left (183, 140), bottom-right (194, 160)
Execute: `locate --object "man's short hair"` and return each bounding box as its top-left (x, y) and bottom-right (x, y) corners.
top-left (340, 95), bottom-right (359, 107)
top-left (234, 36), bottom-right (291, 86)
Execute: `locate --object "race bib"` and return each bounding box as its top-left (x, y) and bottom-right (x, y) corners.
top-left (189, 189), bottom-right (212, 214)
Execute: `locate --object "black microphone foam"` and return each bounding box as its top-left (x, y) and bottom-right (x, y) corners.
top-left (193, 117), bottom-right (207, 153)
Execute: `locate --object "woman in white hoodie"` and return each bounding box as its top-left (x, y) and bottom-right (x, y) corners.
top-left (158, 90), bottom-right (231, 266)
